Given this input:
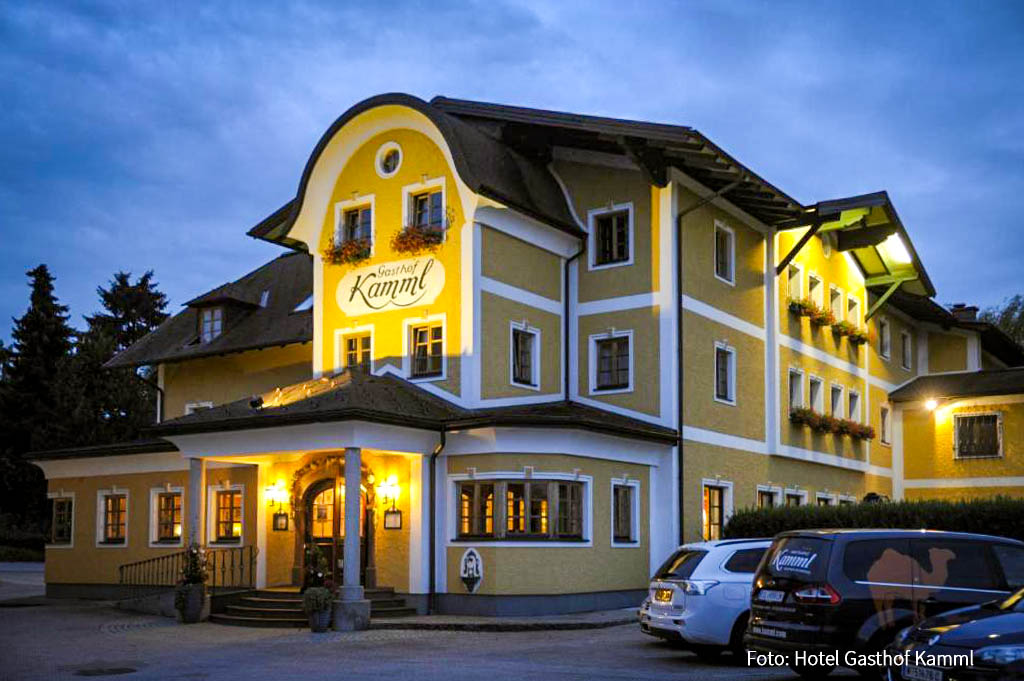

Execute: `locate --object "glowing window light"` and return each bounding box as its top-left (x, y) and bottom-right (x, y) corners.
top-left (881, 233), bottom-right (913, 265)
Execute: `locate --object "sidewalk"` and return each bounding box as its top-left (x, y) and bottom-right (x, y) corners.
top-left (0, 561), bottom-right (45, 603)
top-left (371, 607), bottom-right (638, 631)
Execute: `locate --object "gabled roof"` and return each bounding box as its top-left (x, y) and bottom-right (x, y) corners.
top-left (153, 370), bottom-right (677, 444)
top-left (890, 367), bottom-right (1024, 403)
top-left (105, 252), bottom-right (313, 368)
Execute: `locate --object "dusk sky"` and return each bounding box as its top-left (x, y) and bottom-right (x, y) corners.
top-left (2, 1), bottom-right (1023, 342)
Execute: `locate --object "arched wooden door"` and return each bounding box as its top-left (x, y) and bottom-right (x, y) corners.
top-left (303, 477), bottom-right (368, 587)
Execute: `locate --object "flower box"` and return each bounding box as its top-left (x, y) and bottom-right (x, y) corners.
top-left (322, 237), bottom-right (371, 266)
top-left (809, 308), bottom-right (835, 327)
top-left (391, 224), bottom-right (445, 255)
top-left (787, 297), bottom-right (816, 316)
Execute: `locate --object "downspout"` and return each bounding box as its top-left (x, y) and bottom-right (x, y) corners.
top-left (427, 429), bottom-right (446, 614)
top-left (564, 244), bottom-right (586, 400)
top-left (132, 366), bottom-right (165, 424)
top-left (674, 176), bottom-right (746, 544)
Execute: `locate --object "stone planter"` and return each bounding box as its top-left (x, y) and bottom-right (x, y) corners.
top-left (308, 609), bottom-right (332, 632)
top-left (175, 583), bottom-right (206, 624)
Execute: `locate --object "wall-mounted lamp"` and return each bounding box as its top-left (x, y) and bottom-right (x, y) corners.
top-left (925, 399), bottom-right (938, 411)
top-left (266, 479), bottom-right (290, 531)
top-left (377, 475), bottom-right (402, 530)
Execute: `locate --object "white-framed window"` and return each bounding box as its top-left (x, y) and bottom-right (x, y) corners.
top-left (333, 195), bottom-right (375, 252)
top-left (838, 494), bottom-right (857, 506)
top-left (401, 177), bottom-right (447, 238)
top-left (184, 401), bottom-right (213, 416)
top-left (953, 412), bottom-right (1003, 460)
top-left (611, 478), bottom-right (641, 547)
top-left (816, 492), bottom-right (837, 506)
top-left (375, 141), bottom-right (402, 179)
top-left (808, 273), bottom-right (824, 308)
top-left (784, 488), bottom-right (808, 507)
top-left (788, 368), bottom-right (805, 410)
top-left (200, 307), bottom-right (222, 343)
top-left (95, 488), bottom-right (129, 548)
top-left (756, 484), bottom-right (782, 509)
top-left (809, 375), bottom-right (825, 413)
top-left (701, 479), bottom-right (733, 541)
top-left (829, 285), bottom-right (843, 321)
top-left (402, 314), bottom-right (446, 382)
top-left (587, 202), bottom-right (633, 270)
top-left (787, 263), bottom-right (804, 301)
top-left (900, 330), bottom-right (913, 370)
top-left (47, 491), bottom-right (75, 548)
top-left (343, 333), bottom-right (372, 371)
top-left (848, 390), bottom-right (862, 423)
top-left (880, 405), bottom-right (892, 446)
top-left (207, 483), bottom-right (244, 546)
top-left (589, 329), bottom-right (633, 394)
top-left (149, 486), bottom-right (185, 548)
top-left (878, 317), bottom-right (891, 359)
top-left (713, 220), bottom-right (735, 285)
top-left (449, 471), bottom-right (593, 547)
top-left (510, 321), bottom-right (541, 390)
top-left (830, 383), bottom-right (845, 417)
top-left (847, 296), bottom-right (861, 325)
top-left (713, 341), bottom-right (736, 405)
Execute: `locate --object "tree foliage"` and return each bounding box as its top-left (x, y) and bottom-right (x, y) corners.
top-left (980, 294), bottom-right (1024, 347)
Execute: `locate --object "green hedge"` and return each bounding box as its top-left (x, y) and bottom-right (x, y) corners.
top-left (723, 497), bottom-right (1024, 542)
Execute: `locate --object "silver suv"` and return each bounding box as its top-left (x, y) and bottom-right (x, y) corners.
top-left (639, 538), bottom-right (770, 660)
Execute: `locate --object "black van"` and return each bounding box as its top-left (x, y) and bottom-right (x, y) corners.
top-left (744, 529), bottom-right (1024, 678)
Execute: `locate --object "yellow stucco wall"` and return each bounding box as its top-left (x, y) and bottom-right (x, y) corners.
top-left (905, 486), bottom-right (1024, 502)
top-left (577, 306), bottom-right (660, 417)
top-left (903, 401), bottom-right (1024, 480)
top-left (162, 344), bottom-right (311, 418)
top-left (928, 332), bottom-right (969, 373)
top-left (867, 309), bottom-right (918, 385)
top-left (480, 292), bottom-right (561, 399)
top-left (445, 453), bottom-right (650, 595)
top-left (481, 227), bottom-right (561, 301)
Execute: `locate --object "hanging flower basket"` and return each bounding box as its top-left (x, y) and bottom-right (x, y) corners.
top-left (322, 237), bottom-right (371, 266)
top-left (391, 225), bottom-right (445, 255)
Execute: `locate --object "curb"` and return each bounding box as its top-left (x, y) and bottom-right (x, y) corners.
top-left (369, 617), bottom-right (635, 632)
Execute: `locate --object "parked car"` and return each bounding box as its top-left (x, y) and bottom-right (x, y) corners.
top-left (886, 587), bottom-right (1024, 680)
top-left (744, 529), bottom-right (1024, 679)
top-left (639, 538), bottom-right (770, 659)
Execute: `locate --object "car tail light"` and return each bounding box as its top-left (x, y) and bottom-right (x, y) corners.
top-left (792, 583), bottom-right (841, 605)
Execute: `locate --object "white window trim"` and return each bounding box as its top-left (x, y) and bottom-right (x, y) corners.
top-left (788, 367), bottom-right (805, 410)
top-left (610, 477), bottom-right (641, 548)
top-left (401, 177), bottom-right (447, 242)
top-left (713, 220), bottom-right (736, 286)
top-left (828, 284), bottom-right (844, 321)
top-left (713, 341), bottom-right (737, 406)
top-left (46, 490), bottom-right (75, 549)
top-left (838, 494), bottom-right (858, 505)
top-left (184, 401), bottom-right (213, 416)
top-left (900, 330), bottom-right (913, 370)
top-left (880, 404), bottom-right (892, 446)
top-left (786, 262), bottom-right (805, 301)
top-left (207, 483), bottom-right (245, 547)
top-left (849, 389), bottom-right (862, 423)
top-left (807, 271), bottom-right (824, 308)
top-left (953, 411), bottom-right (1004, 460)
top-left (588, 328), bottom-right (634, 395)
top-left (446, 471), bottom-right (594, 548)
top-left (334, 324), bottom-right (375, 374)
top-left (784, 488), bottom-right (809, 506)
top-left (701, 478), bottom-right (734, 540)
top-left (847, 295), bottom-right (862, 325)
top-left (829, 383), bottom-right (846, 417)
top-left (148, 486), bottom-right (185, 548)
top-left (509, 320), bottom-right (541, 391)
top-left (808, 374), bottom-right (825, 413)
top-left (402, 313), bottom-right (447, 383)
top-left (878, 316), bottom-right (892, 360)
top-left (587, 202), bottom-right (634, 271)
top-left (95, 488), bottom-right (129, 548)
top-left (755, 484), bottom-right (783, 508)
top-left (816, 491), bottom-right (838, 506)
top-left (333, 194), bottom-right (376, 255)
top-left (375, 141), bottom-right (402, 179)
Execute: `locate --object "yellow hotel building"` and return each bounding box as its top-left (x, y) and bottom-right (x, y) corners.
top-left (31, 94), bottom-right (1024, 619)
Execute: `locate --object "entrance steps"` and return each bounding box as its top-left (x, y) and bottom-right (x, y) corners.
top-left (209, 587), bottom-right (417, 627)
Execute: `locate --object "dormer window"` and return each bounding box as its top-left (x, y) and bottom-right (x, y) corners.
top-left (201, 307), bottom-right (223, 343)
top-left (259, 289), bottom-right (270, 308)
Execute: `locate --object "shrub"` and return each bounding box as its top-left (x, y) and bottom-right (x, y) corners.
top-left (179, 542), bottom-right (207, 585)
top-left (724, 496), bottom-right (1024, 541)
top-left (302, 586), bottom-right (334, 614)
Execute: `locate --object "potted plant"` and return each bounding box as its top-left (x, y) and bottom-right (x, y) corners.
top-left (787, 297), bottom-right (816, 317)
top-left (848, 329), bottom-right (869, 345)
top-left (322, 237), bottom-right (371, 266)
top-left (303, 586), bottom-right (334, 632)
top-left (832, 320), bottom-right (855, 338)
top-left (391, 206), bottom-right (454, 255)
top-left (809, 308), bottom-right (835, 327)
top-left (174, 542), bottom-right (208, 624)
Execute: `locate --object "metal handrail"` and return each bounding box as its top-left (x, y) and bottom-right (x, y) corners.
top-left (118, 545), bottom-right (258, 600)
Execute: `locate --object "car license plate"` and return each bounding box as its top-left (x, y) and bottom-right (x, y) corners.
top-left (902, 665), bottom-right (942, 681)
top-left (757, 589), bottom-right (785, 603)
top-left (751, 625), bottom-right (787, 639)
top-left (654, 588), bottom-right (673, 603)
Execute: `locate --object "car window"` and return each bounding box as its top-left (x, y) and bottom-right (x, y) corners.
top-left (843, 539), bottom-right (913, 584)
top-left (911, 540), bottom-right (1000, 591)
top-left (723, 547), bottom-right (766, 573)
top-left (763, 536), bottom-right (831, 582)
top-left (655, 549), bottom-right (707, 580)
top-left (993, 545), bottom-right (1024, 590)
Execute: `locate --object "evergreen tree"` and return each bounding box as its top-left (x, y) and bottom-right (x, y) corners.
top-left (981, 294), bottom-right (1024, 348)
top-left (86, 271), bottom-right (169, 351)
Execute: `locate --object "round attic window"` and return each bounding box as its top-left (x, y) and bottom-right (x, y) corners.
top-left (376, 142), bottom-right (402, 178)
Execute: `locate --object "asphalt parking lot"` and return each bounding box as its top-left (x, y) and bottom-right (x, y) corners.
top-left (0, 599), bottom-right (859, 681)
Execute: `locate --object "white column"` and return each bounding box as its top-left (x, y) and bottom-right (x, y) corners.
top-left (893, 406), bottom-right (905, 501)
top-left (187, 458), bottom-right (206, 545)
top-left (343, 447), bottom-right (363, 599)
top-left (255, 462), bottom-right (269, 588)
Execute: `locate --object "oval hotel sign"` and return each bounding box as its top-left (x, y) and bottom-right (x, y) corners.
top-left (336, 256), bottom-right (445, 316)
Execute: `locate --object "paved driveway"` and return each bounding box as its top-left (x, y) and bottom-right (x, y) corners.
top-left (0, 600), bottom-right (854, 680)
top-left (0, 562), bottom-right (44, 603)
